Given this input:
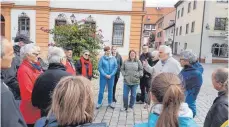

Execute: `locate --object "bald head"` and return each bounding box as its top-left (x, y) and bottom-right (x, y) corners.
top-left (1, 37), bottom-right (14, 69)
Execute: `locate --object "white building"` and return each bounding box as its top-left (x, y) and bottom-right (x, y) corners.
top-left (174, 0), bottom-right (228, 63)
top-left (1, 0), bottom-right (145, 59)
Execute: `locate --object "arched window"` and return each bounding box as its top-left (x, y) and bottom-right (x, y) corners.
top-left (55, 13), bottom-right (67, 26)
top-left (18, 12), bottom-right (30, 37)
top-left (219, 44), bottom-right (228, 57)
top-left (211, 43), bottom-right (220, 57)
top-left (1, 14), bottom-right (5, 36)
top-left (85, 15), bottom-right (96, 30)
top-left (112, 16), bottom-right (125, 46)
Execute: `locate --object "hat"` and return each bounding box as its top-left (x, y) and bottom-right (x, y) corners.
top-left (64, 46), bottom-right (73, 51)
top-left (14, 34), bottom-right (33, 44)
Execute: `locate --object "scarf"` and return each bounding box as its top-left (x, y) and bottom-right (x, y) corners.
top-left (80, 56), bottom-right (93, 77)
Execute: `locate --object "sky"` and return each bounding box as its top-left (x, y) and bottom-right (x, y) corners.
top-left (145, 0), bottom-right (179, 7)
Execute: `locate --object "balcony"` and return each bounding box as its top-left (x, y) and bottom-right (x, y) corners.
top-left (208, 30), bottom-right (227, 37)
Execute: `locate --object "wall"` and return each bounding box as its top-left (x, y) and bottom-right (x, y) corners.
top-left (174, 0), bottom-right (205, 55)
top-left (165, 26), bottom-right (174, 43)
top-left (50, 0), bottom-right (132, 11)
top-left (201, 1), bottom-right (228, 60)
top-left (49, 12), bottom-right (131, 56)
top-left (155, 18), bottom-right (165, 45)
top-left (11, 9), bottom-right (36, 43)
top-left (3, 0), bottom-right (36, 6)
top-left (163, 10), bottom-right (175, 29)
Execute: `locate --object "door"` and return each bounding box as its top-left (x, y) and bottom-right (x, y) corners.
top-left (174, 42), bottom-right (178, 54)
top-left (1, 14), bottom-right (5, 36)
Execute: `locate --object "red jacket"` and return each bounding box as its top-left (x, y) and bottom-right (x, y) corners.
top-left (65, 60), bottom-right (76, 75)
top-left (17, 60), bottom-right (42, 124)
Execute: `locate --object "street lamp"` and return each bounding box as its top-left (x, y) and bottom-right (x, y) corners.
top-left (70, 14), bottom-right (76, 23)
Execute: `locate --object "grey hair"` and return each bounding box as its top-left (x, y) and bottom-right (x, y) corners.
top-left (82, 50), bottom-right (90, 54)
top-left (20, 43), bottom-right (37, 60)
top-left (48, 47), bottom-right (66, 64)
top-left (159, 45), bottom-right (172, 57)
top-left (180, 50), bottom-right (197, 64)
top-left (214, 68), bottom-right (228, 92)
top-left (151, 51), bottom-right (159, 59)
top-left (1, 36), bottom-right (5, 58)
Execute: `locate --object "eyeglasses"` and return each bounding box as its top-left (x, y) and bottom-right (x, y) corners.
top-left (84, 54), bottom-right (90, 56)
top-left (32, 53), bottom-right (39, 56)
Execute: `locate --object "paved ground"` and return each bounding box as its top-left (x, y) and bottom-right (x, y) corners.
top-left (92, 63), bottom-right (228, 127)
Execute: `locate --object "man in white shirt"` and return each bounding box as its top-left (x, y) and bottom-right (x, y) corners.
top-left (143, 45), bottom-right (182, 78)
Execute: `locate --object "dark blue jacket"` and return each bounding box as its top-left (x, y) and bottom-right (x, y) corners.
top-left (179, 65), bottom-right (203, 117)
top-left (192, 62), bottom-right (204, 74)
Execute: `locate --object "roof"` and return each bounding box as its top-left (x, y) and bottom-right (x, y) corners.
top-left (174, 0), bottom-right (184, 8)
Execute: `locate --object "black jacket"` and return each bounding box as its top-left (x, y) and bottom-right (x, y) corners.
top-left (204, 91), bottom-right (228, 127)
top-left (1, 80), bottom-right (27, 127)
top-left (1, 45), bottom-right (21, 100)
top-left (32, 63), bottom-right (71, 116)
top-left (139, 52), bottom-right (151, 79)
top-left (114, 53), bottom-right (123, 77)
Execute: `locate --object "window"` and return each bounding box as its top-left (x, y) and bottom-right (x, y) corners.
top-left (112, 17), bottom-right (125, 46)
top-left (214, 18), bottom-right (227, 30)
top-left (177, 10), bottom-right (180, 19)
top-left (193, 0), bottom-right (197, 9)
top-left (217, 0), bottom-right (228, 3)
top-left (184, 43), bottom-right (187, 50)
top-left (186, 23), bottom-right (189, 34)
top-left (158, 22), bottom-right (163, 28)
top-left (171, 28), bottom-right (174, 34)
top-left (144, 25), bottom-right (151, 30)
top-left (211, 43), bottom-right (228, 57)
top-left (157, 32), bottom-right (162, 37)
top-left (179, 26), bottom-right (182, 35)
top-left (144, 31), bottom-right (150, 36)
top-left (191, 21), bottom-right (195, 32)
top-left (55, 13), bottom-right (67, 26)
top-left (176, 27), bottom-right (178, 36)
top-left (188, 2), bottom-right (191, 13)
top-left (151, 24), bottom-right (156, 30)
top-left (18, 12), bottom-right (30, 37)
top-left (85, 15), bottom-right (96, 30)
top-left (181, 8), bottom-right (184, 17)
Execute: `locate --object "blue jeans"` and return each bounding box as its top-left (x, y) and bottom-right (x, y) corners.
top-left (98, 76), bottom-right (115, 105)
top-left (123, 84), bottom-right (138, 109)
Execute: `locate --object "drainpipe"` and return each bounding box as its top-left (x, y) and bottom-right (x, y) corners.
top-left (172, 9), bottom-right (177, 54)
top-left (199, 0), bottom-right (206, 62)
top-left (139, 1), bottom-right (145, 55)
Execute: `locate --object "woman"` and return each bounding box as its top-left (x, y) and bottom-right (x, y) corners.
top-left (97, 46), bottom-right (117, 109)
top-left (121, 50), bottom-right (143, 112)
top-left (34, 76), bottom-right (107, 127)
top-left (75, 50), bottom-right (93, 80)
top-left (135, 73), bottom-right (197, 127)
top-left (204, 68), bottom-right (228, 127)
top-left (17, 43), bottom-right (43, 127)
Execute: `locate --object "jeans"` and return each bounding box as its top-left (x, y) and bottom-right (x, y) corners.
top-left (123, 84), bottom-right (138, 109)
top-left (140, 77), bottom-right (150, 103)
top-left (98, 76), bottom-right (115, 105)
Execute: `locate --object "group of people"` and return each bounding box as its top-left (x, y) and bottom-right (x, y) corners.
top-left (1, 34), bottom-right (228, 127)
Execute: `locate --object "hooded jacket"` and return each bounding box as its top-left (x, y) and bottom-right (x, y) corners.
top-left (32, 63), bottom-right (71, 117)
top-left (134, 103), bottom-right (198, 127)
top-left (98, 55), bottom-right (117, 77)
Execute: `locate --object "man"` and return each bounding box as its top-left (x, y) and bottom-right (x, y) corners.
top-left (204, 68), bottom-right (228, 127)
top-left (143, 45), bottom-right (182, 77)
top-left (179, 50), bottom-right (203, 117)
top-left (111, 46), bottom-right (123, 102)
top-left (32, 47), bottom-right (71, 116)
top-left (1, 34), bottom-right (33, 100)
top-left (139, 44), bottom-right (151, 103)
top-left (64, 46), bottom-right (76, 75)
top-left (1, 37), bottom-right (27, 127)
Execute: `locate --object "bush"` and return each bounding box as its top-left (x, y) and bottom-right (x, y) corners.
top-left (48, 21), bottom-right (104, 77)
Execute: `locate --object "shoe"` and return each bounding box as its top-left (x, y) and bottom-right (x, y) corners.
top-left (113, 98), bottom-right (117, 103)
top-left (120, 107), bottom-right (127, 112)
top-left (96, 104), bottom-right (102, 109)
top-left (108, 103), bottom-right (115, 109)
top-left (127, 108), bottom-right (133, 112)
top-left (144, 103), bottom-right (149, 109)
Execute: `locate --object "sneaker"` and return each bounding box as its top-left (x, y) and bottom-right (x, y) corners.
top-left (108, 103), bottom-right (115, 109)
top-left (127, 108), bottom-right (134, 113)
top-left (96, 104), bottom-right (102, 109)
top-left (144, 103), bottom-right (149, 109)
top-left (120, 107), bottom-right (127, 112)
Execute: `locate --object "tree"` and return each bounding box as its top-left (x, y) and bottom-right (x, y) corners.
top-left (48, 20), bottom-right (104, 77)
top-left (148, 33), bottom-right (155, 48)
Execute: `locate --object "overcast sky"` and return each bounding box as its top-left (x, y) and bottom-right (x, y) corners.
top-left (145, 0), bottom-right (179, 7)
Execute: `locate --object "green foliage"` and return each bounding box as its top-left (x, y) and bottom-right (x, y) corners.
top-left (49, 22), bottom-right (103, 77)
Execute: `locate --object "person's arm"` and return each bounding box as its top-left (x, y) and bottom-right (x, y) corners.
top-left (144, 63), bottom-right (155, 75)
top-left (110, 58), bottom-right (118, 76)
top-left (121, 61), bottom-right (126, 76)
top-left (98, 57), bottom-right (107, 77)
top-left (17, 69), bottom-right (34, 93)
top-left (75, 60), bottom-right (82, 75)
top-left (120, 55), bottom-right (123, 67)
top-left (1, 84), bottom-right (27, 127)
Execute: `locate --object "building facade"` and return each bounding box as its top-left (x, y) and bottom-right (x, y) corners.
top-left (174, 0), bottom-right (228, 63)
top-left (1, 0), bottom-right (145, 59)
top-left (142, 7), bottom-right (174, 46)
top-left (163, 10), bottom-right (175, 46)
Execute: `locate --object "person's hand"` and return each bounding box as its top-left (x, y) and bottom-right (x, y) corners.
top-left (106, 75), bottom-right (111, 79)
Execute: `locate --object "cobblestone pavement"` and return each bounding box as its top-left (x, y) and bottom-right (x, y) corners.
top-left (92, 63), bottom-right (228, 127)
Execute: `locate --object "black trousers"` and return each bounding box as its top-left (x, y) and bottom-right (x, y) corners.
top-left (113, 74), bottom-right (119, 100)
top-left (140, 77), bottom-right (150, 103)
